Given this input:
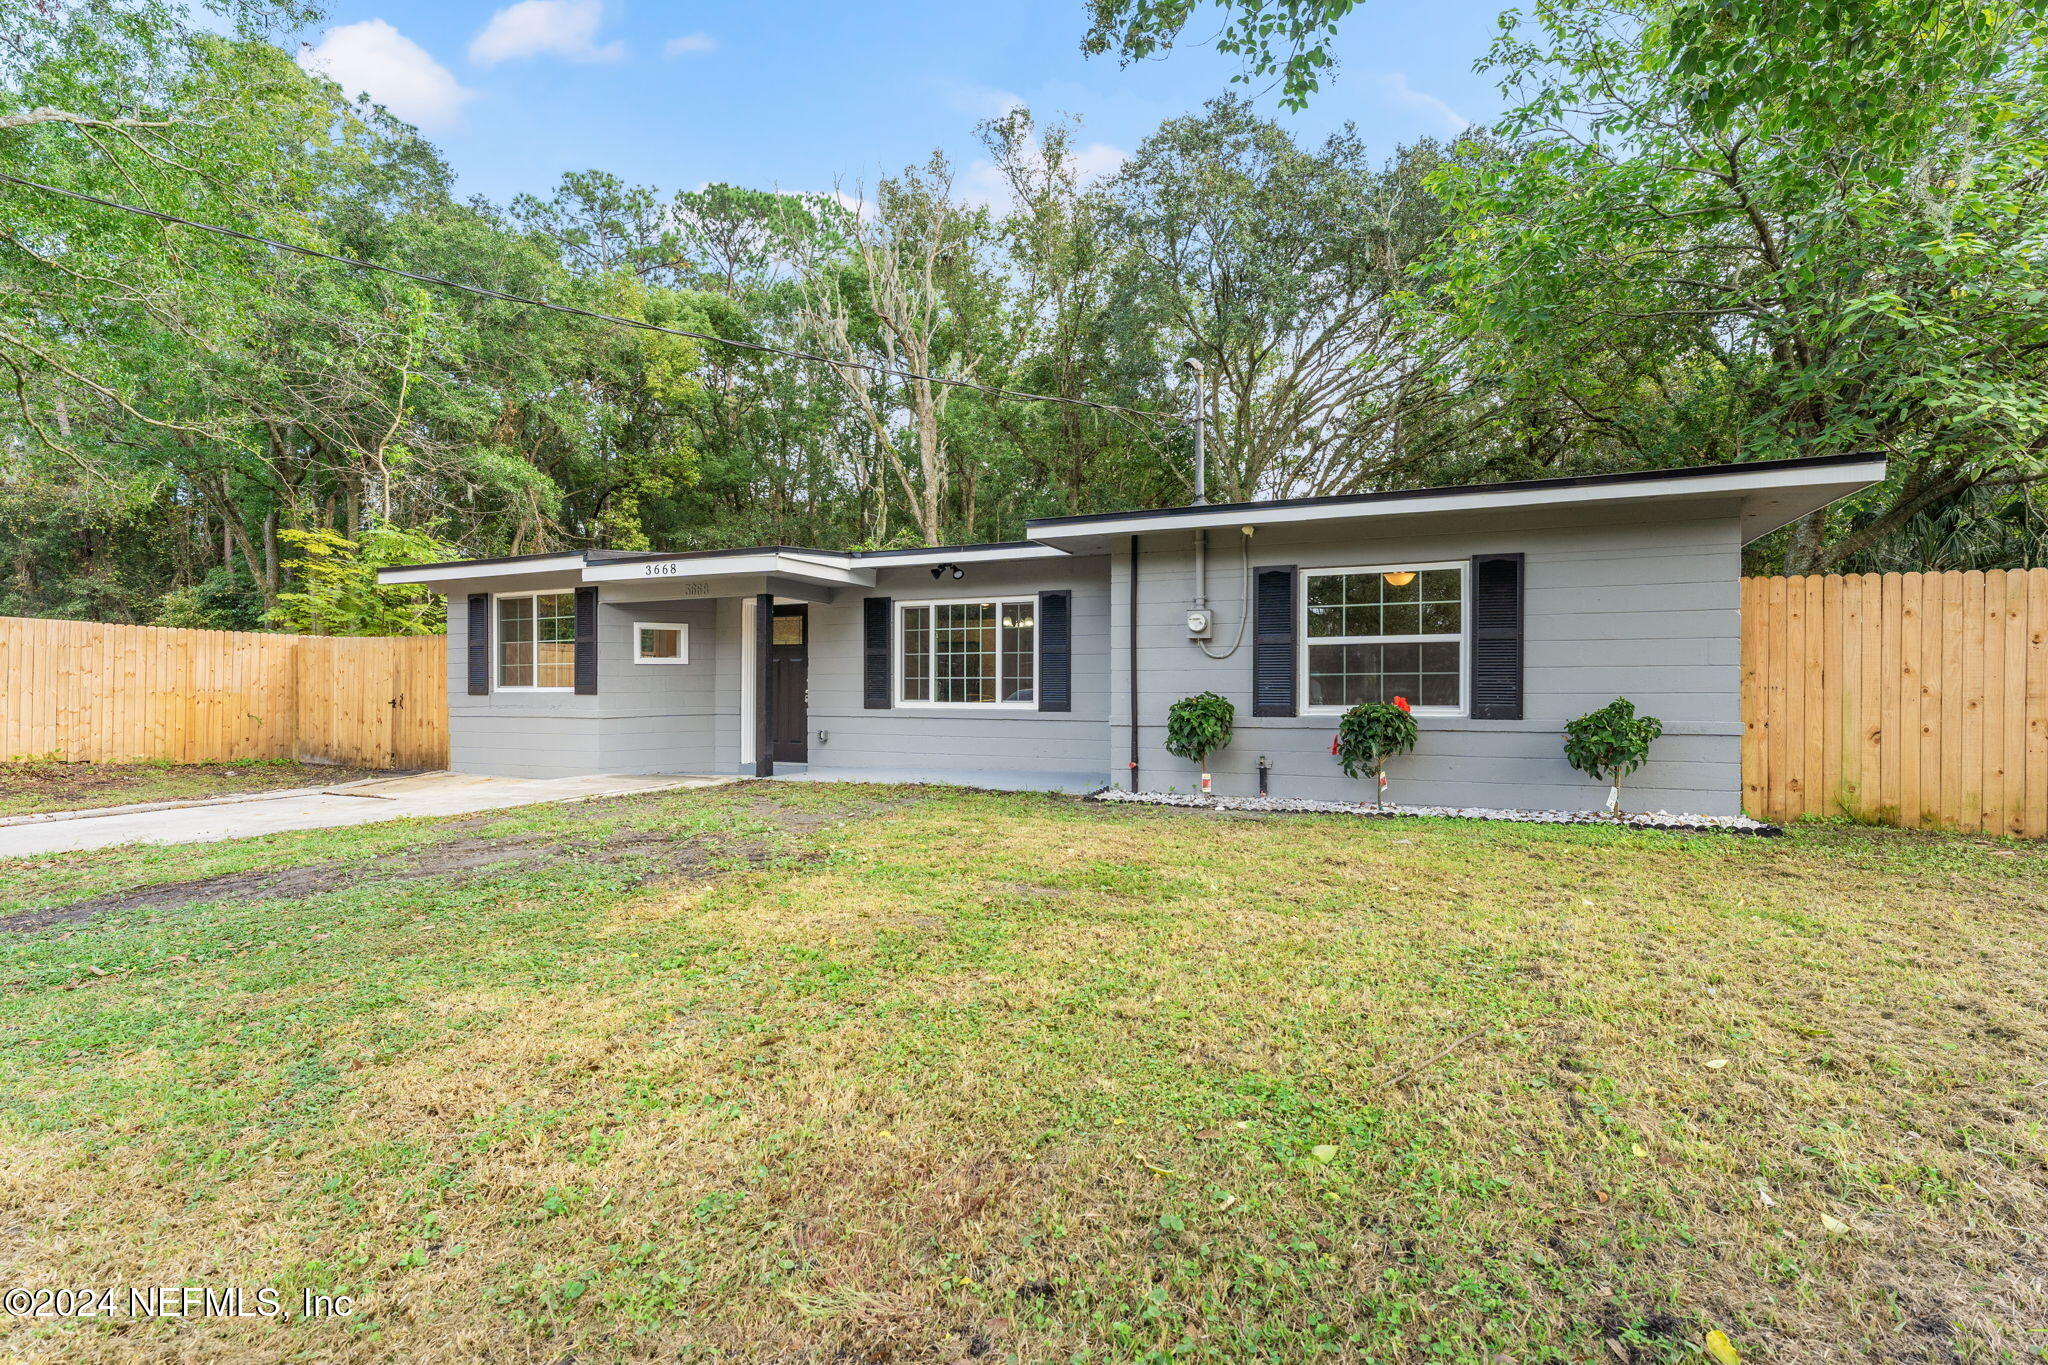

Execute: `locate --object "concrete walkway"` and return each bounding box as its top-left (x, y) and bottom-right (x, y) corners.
top-left (0, 772), bottom-right (729, 857)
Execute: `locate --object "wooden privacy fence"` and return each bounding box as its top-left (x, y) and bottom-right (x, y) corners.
top-left (0, 617), bottom-right (447, 769)
top-left (1742, 570), bottom-right (2048, 836)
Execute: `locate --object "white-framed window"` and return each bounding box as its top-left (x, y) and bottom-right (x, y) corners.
top-left (497, 590), bottom-right (577, 690)
top-left (1302, 562), bottom-right (1466, 714)
top-left (898, 597), bottom-right (1037, 706)
top-left (634, 621), bottom-right (689, 664)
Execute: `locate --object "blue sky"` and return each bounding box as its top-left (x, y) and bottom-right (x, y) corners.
top-left (294, 1), bottom-right (1509, 208)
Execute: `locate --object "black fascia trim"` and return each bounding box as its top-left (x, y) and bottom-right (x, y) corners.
top-left (380, 549), bottom-right (591, 573)
top-left (587, 544), bottom-right (830, 564)
top-left (850, 541), bottom-right (1043, 559)
top-left (1023, 451), bottom-right (1888, 531)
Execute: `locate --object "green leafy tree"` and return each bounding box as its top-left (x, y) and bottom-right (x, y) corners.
top-left (1333, 698), bottom-right (1418, 807)
top-left (1163, 691), bottom-right (1235, 793)
top-left (1083, 0), bottom-right (1362, 109)
top-left (1426, 0), bottom-right (2048, 572)
top-left (1104, 97), bottom-right (1454, 503)
top-left (268, 524), bottom-right (454, 636)
top-left (1562, 698), bottom-right (1664, 816)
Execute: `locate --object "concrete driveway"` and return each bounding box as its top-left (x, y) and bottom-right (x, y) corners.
top-left (0, 772), bottom-right (729, 857)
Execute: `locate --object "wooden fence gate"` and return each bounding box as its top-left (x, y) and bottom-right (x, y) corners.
top-left (0, 617), bottom-right (447, 769)
top-left (1741, 570), bottom-right (2048, 836)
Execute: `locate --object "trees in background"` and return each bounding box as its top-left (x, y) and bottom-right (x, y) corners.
top-left (1429, 0), bottom-right (2048, 572)
top-left (1086, 0), bottom-right (2048, 573)
top-left (1104, 97), bottom-right (1457, 502)
top-left (4, 0), bottom-right (2045, 631)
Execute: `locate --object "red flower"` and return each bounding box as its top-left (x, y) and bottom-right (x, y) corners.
top-left (1330, 735), bottom-right (1340, 755)
top-left (1393, 696), bottom-right (1412, 713)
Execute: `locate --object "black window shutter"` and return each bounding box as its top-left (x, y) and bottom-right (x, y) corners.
top-left (1251, 565), bottom-right (1297, 717)
top-left (574, 586), bottom-right (599, 695)
top-left (1037, 590), bottom-right (1072, 712)
top-left (863, 596), bottom-right (892, 709)
top-left (466, 593), bottom-right (490, 695)
top-left (1469, 553), bottom-right (1524, 720)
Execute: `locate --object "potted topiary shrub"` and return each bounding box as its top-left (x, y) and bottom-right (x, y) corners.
top-left (1164, 691), bottom-right (1235, 798)
top-left (1332, 697), bottom-right (1418, 808)
top-left (1563, 697), bottom-right (1664, 816)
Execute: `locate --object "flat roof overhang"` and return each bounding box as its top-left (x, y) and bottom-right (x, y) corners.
top-left (378, 540), bottom-right (1076, 588)
top-left (1023, 453), bottom-right (1888, 553)
top-left (376, 552), bottom-right (586, 586)
top-left (376, 454), bottom-right (1885, 586)
top-left (581, 550), bottom-right (876, 589)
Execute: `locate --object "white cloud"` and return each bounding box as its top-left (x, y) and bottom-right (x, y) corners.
top-left (297, 20), bottom-right (475, 129)
top-left (1070, 141), bottom-right (1128, 182)
top-left (469, 0), bottom-right (624, 67)
top-left (663, 32), bottom-right (717, 58)
top-left (1371, 72), bottom-right (1470, 133)
top-left (942, 82), bottom-right (1027, 120)
top-left (825, 188), bottom-right (875, 221)
top-left (961, 137), bottom-right (1127, 211)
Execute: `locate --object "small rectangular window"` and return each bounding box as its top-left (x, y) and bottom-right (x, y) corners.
top-left (635, 622), bottom-right (688, 664)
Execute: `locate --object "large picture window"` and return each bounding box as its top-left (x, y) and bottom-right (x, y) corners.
top-left (498, 591), bottom-right (576, 689)
top-left (1304, 564), bottom-right (1464, 711)
top-left (899, 599), bottom-right (1036, 705)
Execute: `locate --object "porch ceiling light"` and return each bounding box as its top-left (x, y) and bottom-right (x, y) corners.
top-left (1383, 570), bottom-right (1416, 588)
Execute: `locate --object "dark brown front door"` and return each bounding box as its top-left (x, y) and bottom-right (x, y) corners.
top-left (768, 605), bottom-right (808, 764)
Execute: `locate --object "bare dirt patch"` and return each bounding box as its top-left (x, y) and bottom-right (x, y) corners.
top-left (0, 788), bottom-right (883, 932)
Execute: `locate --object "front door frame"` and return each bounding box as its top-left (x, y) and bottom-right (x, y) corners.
top-left (766, 602), bottom-right (809, 765)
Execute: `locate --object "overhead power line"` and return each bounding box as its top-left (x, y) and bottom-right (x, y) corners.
top-left (0, 171), bottom-right (1189, 428)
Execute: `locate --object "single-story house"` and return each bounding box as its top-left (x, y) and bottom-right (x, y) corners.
top-left (377, 452), bottom-right (1885, 814)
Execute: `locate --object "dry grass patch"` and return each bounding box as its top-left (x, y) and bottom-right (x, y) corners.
top-left (0, 784), bottom-right (2043, 1363)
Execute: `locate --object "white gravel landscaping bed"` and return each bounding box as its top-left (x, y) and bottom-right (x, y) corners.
top-left (1091, 789), bottom-right (1781, 835)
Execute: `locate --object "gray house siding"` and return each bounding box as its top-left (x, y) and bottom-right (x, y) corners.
top-left (592, 598), bottom-right (720, 774)
top-left (711, 596), bottom-right (746, 774)
top-left (444, 590), bottom-right (601, 778)
top-left (1110, 501), bottom-right (1745, 814)
top-left (442, 587), bottom-right (725, 778)
top-left (800, 555), bottom-right (1113, 788)
top-left (430, 503), bottom-right (1744, 811)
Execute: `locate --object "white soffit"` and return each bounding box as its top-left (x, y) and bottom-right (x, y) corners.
top-left (580, 552), bottom-right (875, 588)
top-left (858, 544), bottom-right (1073, 568)
top-left (376, 554), bottom-right (585, 586)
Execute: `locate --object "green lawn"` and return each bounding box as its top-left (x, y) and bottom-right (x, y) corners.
top-left (0, 758), bottom-right (387, 817)
top-left (0, 784), bottom-right (2043, 1364)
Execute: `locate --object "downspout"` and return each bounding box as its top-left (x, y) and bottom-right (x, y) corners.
top-left (1184, 357), bottom-right (1208, 613)
top-left (1128, 533), bottom-right (1141, 792)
